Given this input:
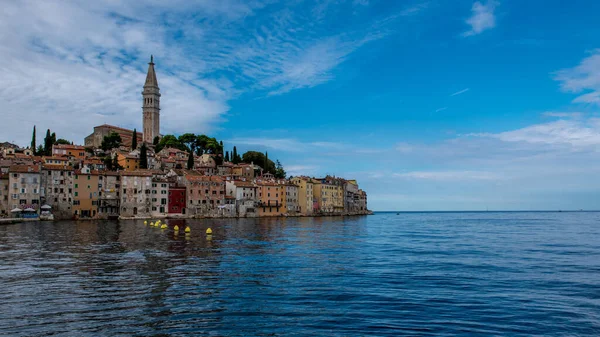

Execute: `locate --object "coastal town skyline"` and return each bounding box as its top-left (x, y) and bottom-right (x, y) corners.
top-left (2, 0), bottom-right (600, 211)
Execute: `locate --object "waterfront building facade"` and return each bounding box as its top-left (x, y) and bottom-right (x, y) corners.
top-left (120, 171), bottom-right (153, 217)
top-left (73, 167), bottom-right (100, 218)
top-left (8, 165), bottom-right (41, 213)
top-left (41, 164), bottom-right (74, 219)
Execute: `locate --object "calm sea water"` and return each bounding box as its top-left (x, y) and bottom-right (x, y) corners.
top-left (1, 212), bottom-right (600, 336)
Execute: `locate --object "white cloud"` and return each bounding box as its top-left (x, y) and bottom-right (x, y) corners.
top-left (475, 119), bottom-right (600, 148)
top-left (435, 107), bottom-right (448, 112)
top-left (462, 1), bottom-right (499, 37)
top-left (0, 0), bottom-right (402, 146)
top-left (393, 170), bottom-right (499, 181)
top-left (554, 49), bottom-right (600, 105)
top-left (542, 112), bottom-right (583, 118)
top-left (400, 2), bottom-right (430, 16)
top-left (450, 88), bottom-right (470, 96)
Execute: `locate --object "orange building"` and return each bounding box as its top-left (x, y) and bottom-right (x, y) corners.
top-left (257, 182), bottom-right (283, 216)
top-left (52, 144), bottom-right (87, 160)
top-left (117, 153), bottom-right (140, 171)
top-left (73, 168), bottom-right (100, 218)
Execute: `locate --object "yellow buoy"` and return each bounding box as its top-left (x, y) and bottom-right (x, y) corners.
top-left (161, 224), bottom-right (167, 229)
top-left (206, 228), bottom-right (213, 235)
top-left (174, 225), bottom-right (179, 231)
top-left (150, 222), bottom-right (154, 226)
top-left (185, 226), bottom-right (191, 233)
top-left (144, 220), bottom-right (147, 225)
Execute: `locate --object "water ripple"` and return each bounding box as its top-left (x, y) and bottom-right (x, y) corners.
top-left (1, 213), bottom-right (600, 336)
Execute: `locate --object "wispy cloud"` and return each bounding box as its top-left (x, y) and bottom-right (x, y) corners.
top-left (400, 2), bottom-right (430, 16)
top-left (554, 50), bottom-right (600, 105)
top-left (542, 112), bottom-right (583, 118)
top-left (450, 88), bottom-right (470, 96)
top-left (435, 107), bottom-right (448, 112)
top-left (393, 170), bottom-right (499, 181)
top-left (462, 1), bottom-right (499, 37)
top-left (0, 0), bottom-right (404, 145)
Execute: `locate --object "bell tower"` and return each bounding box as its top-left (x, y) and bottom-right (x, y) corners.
top-left (142, 55), bottom-right (160, 144)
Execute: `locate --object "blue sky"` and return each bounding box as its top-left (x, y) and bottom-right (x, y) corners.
top-left (2, 0), bottom-right (600, 211)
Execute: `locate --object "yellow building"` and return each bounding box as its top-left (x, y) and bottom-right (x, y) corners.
top-left (257, 182), bottom-right (283, 216)
top-left (73, 168), bottom-right (100, 218)
top-left (290, 177), bottom-right (313, 215)
top-left (117, 152), bottom-right (140, 171)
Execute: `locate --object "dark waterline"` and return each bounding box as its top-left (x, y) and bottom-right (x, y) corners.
top-left (1, 213), bottom-right (599, 336)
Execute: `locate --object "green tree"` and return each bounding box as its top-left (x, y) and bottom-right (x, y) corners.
top-left (232, 146), bottom-right (240, 164)
top-left (43, 129), bottom-right (52, 156)
top-left (275, 160), bottom-right (286, 179)
top-left (153, 136), bottom-right (160, 146)
top-left (187, 150), bottom-right (194, 169)
top-left (264, 152), bottom-right (269, 173)
top-left (101, 132), bottom-right (122, 152)
top-left (103, 156), bottom-right (113, 171)
top-left (112, 155), bottom-right (123, 171)
top-left (31, 126), bottom-right (36, 154)
top-left (242, 151), bottom-right (275, 173)
top-left (36, 145), bottom-right (44, 156)
top-left (55, 139), bottom-right (71, 145)
top-left (156, 134), bottom-right (185, 153)
top-left (132, 129), bottom-right (137, 150)
top-left (179, 133), bottom-right (197, 152)
top-left (50, 132), bottom-right (56, 146)
top-left (139, 143), bottom-right (148, 169)
top-left (225, 151), bottom-right (230, 162)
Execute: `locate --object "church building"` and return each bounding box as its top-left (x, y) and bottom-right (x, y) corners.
top-left (85, 56), bottom-right (161, 148)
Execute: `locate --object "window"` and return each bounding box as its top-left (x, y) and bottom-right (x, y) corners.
top-left (74, 184), bottom-right (78, 188)
top-left (12, 194), bottom-right (18, 199)
top-left (73, 200), bottom-right (80, 205)
top-left (87, 185), bottom-right (90, 189)
top-left (74, 192), bottom-right (78, 197)
top-left (212, 191), bottom-right (216, 195)
top-left (20, 188), bottom-right (25, 193)
top-left (47, 171), bottom-right (51, 176)
top-left (161, 198), bottom-right (167, 205)
top-left (87, 176), bottom-right (90, 180)
top-left (91, 201), bottom-right (97, 206)
top-left (19, 199), bottom-right (26, 204)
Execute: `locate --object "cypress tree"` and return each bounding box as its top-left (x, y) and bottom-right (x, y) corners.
top-left (225, 151), bottom-right (230, 162)
top-left (132, 129), bottom-right (137, 149)
top-left (264, 152), bottom-right (268, 173)
top-left (139, 143), bottom-right (148, 169)
top-left (44, 129), bottom-right (51, 156)
top-left (232, 146), bottom-right (239, 164)
top-left (31, 126), bottom-right (36, 154)
top-left (187, 150), bottom-right (194, 170)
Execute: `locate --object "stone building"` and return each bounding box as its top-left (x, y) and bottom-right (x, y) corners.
top-left (98, 172), bottom-right (120, 218)
top-left (8, 165), bottom-right (41, 213)
top-left (344, 180), bottom-right (360, 213)
top-left (120, 170), bottom-right (153, 217)
top-left (184, 175), bottom-right (225, 216)
top-left (0, 173), bottom-right (8, 217)
top-left (151, 177), bottom-right (169, 216)
top-left (283, 184), bottom-right (300, 215)
top-left (142, 55), bottom-right (161, 144)
top-left (41, 164), bottom-right (74, 219)
top-left (290, 177), bottom-right (314, 215)
top-left (225, 180), bottom-right (258, 217)
top-left (84, 124), bottom-right (143, 148)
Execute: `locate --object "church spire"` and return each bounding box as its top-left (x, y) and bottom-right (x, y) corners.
top-left (144, 55), bottom-right (158, 88)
